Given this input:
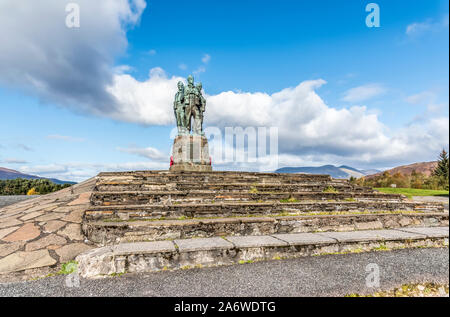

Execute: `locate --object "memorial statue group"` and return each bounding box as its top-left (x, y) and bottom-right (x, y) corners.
top-left (174, 75), bottom-right (206, 136)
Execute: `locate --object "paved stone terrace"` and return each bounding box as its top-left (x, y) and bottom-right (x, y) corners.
top-left (0, 178), bottom-right (96, 282)
top-left (76, 226), bottom-right (449, 278)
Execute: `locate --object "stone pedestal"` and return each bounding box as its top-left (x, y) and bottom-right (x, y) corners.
top-left (170, 135), bottom-right (212, 172)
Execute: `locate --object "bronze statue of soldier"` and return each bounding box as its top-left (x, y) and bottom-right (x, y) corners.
top-left (174, 81), bottom-right (186, 135)
top-left (194, 82), bottom-right (206, 136)
top-left (183, 75), bottom-right (199, 134)
top-left (173, 75), bottom-right (206, 136)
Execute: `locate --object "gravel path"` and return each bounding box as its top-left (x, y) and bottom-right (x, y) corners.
top-left (0, 247), bottom-right (447, 297)
top-left (0, 196), bottom-right (38, 208)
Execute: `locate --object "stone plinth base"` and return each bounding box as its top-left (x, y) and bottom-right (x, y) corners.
top-left (170, 135), bottom-right (212, 172)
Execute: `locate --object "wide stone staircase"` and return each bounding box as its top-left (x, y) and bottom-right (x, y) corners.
top-left (76, 171), bottom-right (448, 278)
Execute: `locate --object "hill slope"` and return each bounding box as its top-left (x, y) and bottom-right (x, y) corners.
top-left (365, 161), bottom-right (438, 179)
top-left (0, 167), bottom-right (76, 185)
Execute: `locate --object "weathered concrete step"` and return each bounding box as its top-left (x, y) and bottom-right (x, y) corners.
top-left (97, 170), bottom-right (334, 182)
top-left (94, 182), bottom-right (368, 193)
top-left (84, 201), bottom-right (444, 221)
top-left (76, 226), bottom-right (449, 278)
top-left (90, 191), bottom-right (404, 206)
top-left (83, 212), bottom-right (449, 245)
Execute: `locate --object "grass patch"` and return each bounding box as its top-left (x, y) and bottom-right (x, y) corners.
top-left (238, 260), bottom-right (254, 264)
top-left (58, 261), bottom-right (78, 275)
top-left (249, 187), bottom-right (259, 194)
top-left (374, 188), bottom-right (449, 199)
top-left (346, 283), bottom-right (449, 297)
top-left (323, 186), bottom-right (339, 193)
top-left (280, 197), bottom-right (299, 203)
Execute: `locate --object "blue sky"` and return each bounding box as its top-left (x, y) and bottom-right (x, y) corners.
top-left (0, 0), bottom-right (448, 182)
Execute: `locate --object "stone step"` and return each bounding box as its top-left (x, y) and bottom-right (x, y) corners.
top-left (90, 191), bottom-right (404, 206)
top-left (97, 170), bottom-right (334, 183)
top-left (94, 182), bottom-right (367, 193)
top-left (82, 212), bottom-right (449, 245)
top-left (75, 226), bottom-right (450, 278)
top-left (84, 201), bottom-right (444, 221)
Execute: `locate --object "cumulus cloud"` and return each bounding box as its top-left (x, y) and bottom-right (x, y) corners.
top-left (19, 161), bottom-right (167, 183)
top-left (406, 14), bottom-right (449, 37)
top-left (341, 84), bottom-right (386, 103)
top-left (117, 146), bottom-right (167, 160)
top-left (107, 68), bottom-right (183, 125)
top-left (15, 144), bottom-right (33, 152)
top-left (106, 70), bottom-right (448, 169)
top-left (406, 90), bottom-right (449, 123)
top-left (2, 158), bottom-right (28, 164)
top-left (0, 0), bottom-right (146, 114)
top-left (202, 54), bottom-right (211, 64)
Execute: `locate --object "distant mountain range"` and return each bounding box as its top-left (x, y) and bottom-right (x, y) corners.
top-left (0, 167), bottom-right (76, 185)
top-left (275, 165), bottom-right (380, 179)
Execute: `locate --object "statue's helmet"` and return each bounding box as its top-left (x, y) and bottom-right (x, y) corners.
top-left (177, 81), bottom-right (184, 90)
top-left (187, 75), bottom-right (194, 85)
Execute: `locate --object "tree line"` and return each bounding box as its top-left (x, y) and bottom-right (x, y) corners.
top-left (351, 149), bottom-right (449, 190)
top-left (0, 178), bottom-right (72, 195)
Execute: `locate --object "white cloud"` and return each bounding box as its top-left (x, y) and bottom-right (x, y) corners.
top-left (147, 49), bottom-right (157, 56)
top-left (19, 161), bottom-right (168, 183)
top-left (406, 22), bottom-right (432, 36)
top-left (107, 68), bottom-right (182, 125)
top-left (117, 146), bottom-right (167, 160)
top-left (193, 66), bottom-right (206, 75)
top-left (15, 144), bottom-right (33, 152)
top-left (106, 71), bottom-right (448, 169)
top-left (2, 158), bottom-right (28, 164)
top-left (0, 0), bottom-right (147, 113)
top-left (406, 15), bottom-right (449, 37)
top-left (202, 54), bottom-right (211, 64)
top-left (179, 63), bottom-right (188, 70)
top-left (406, 90), bottom-right (448, 121)
top-left (341, 84), bottom-right (386, 103)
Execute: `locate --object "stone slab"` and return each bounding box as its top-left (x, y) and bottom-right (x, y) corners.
top-left (0, 242), bottom-right (25, 257)
top-left (19, 211), bottom-right (43, 221)
top-left (0, 226), bottom-right (20, 240)
top-left (396, 227), bottom-right (449, 238)
top-left (61, 209), bottom-right (84, 223)
top-left (68, 192), bottom-right (91, 206)
top-left (225, 235), bottom-right (288, 248)
top-left (34, 213), bottom-right (63, 222)
top-left (175, 237), bottom-right (233, 252)
top-left (0, 250), bottom-right (56, 274)
top-left (272, 233), bottom-right (337, 246)
top-left (317, 229), bottom-right (426, 243)
top-left (113, 241), bottom-right (176, 255)
top-left (0, 218), bottom-right (22, 229)
top-left (55, 243), bottom-right (93, 262)
top-left (57, 224), bottom-right (83, 241)
top-left (2, 223), bottom-right (40, 242)
top-left (43, 220), bottom-right (66, 233)
top-left (25, 234), bottom-right (67, 252)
